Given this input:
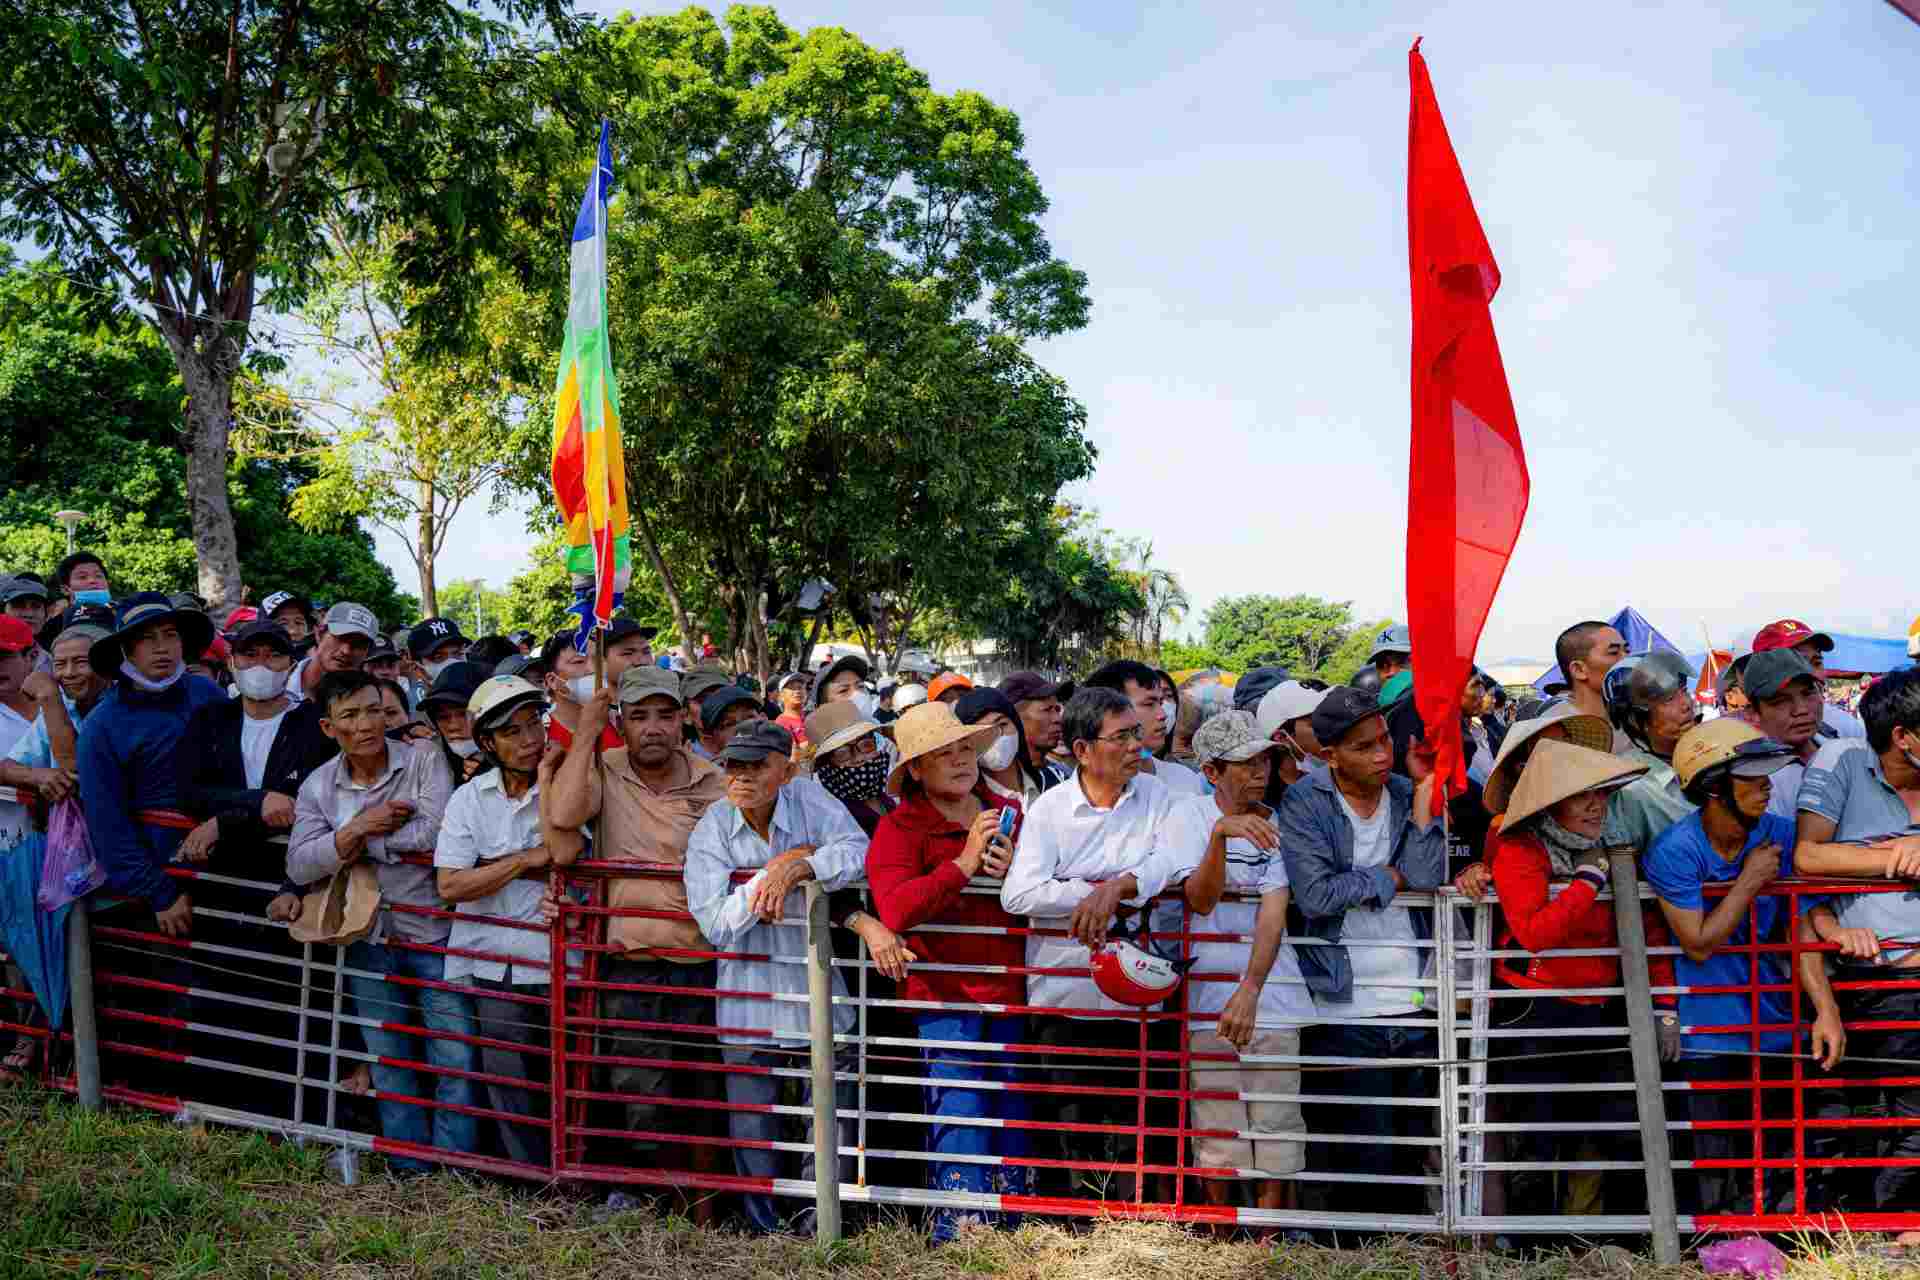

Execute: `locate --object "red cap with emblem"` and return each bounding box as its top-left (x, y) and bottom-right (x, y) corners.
top-left (1751, 619), bottom-right (1833, 654)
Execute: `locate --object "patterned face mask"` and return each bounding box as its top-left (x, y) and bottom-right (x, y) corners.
top-left (818, 753), bottom-right (890, 805)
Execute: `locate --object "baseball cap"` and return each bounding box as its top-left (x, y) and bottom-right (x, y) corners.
top-left (230, 620), bottom-right (295, 655)
top-left (55, 601), bottom-right (114, 648)
top-left (1671, 719), bottom-right (1795, 790)
top-left (999, 671), bottom-right (1072, 705)
top-left (1255, 680), bottom-right (1330, 741)
top-left (682, 667), bottom-right (733, 703)
top-left (1367, 624), bottom-right (1413, 664)
top-left (260, 590), bottom-right (313, 619)
top-left (618, 665), bottom-right (684, 706)
top-left (927, 671), bottom-right (973, 701)
top-left (1232, 666), bottom-right (1290, 713)
top-left (365, 634), bottom-right (400, 662)
top-left (493, 653), bottom-right (534, 678)
top-left (605, 617), bottom-right (658, 644)
top-left (222, 605), bottom-right (259, 631)
top-left (0, 615), bottom-right (35, 653)
top-left (1744, 649), bottom-right (1817, 702)
top-left (408, 617), bottom-right (468, 658)
top-left (1752, 619), bottom-right (1833, 655)
top-left (1310, 686), bottom-right (1383, 749)
top-left (0, 576), bottom-right (49, 605)
top-left (777, 670), bottom-right (811, 690)
top-left (1192, 710), bottom-right (1277, 767)
top-left (700, 685), bottom-right (760, 732)
top-left (717, 718), bottom-right (793, 764)
top-left (322, 601), bottom-right (378, 640)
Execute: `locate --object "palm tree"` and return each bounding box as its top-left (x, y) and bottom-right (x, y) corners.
top-left (1118, 540), bottom-right (1189, 662)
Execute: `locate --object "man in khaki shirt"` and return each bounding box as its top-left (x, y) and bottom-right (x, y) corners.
top-left (547, 665), bottom-right (728, 1208)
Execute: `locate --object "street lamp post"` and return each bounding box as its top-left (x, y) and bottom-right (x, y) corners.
top-left (53, 510), bottom-right (86, 555)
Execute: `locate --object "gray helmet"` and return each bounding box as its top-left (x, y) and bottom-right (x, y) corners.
top-left (1605, 651), bottom-right (1697, 750)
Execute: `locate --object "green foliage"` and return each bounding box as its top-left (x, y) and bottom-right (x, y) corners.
top-left (1160, 639), bottom-right (1230, 673)
top-left (1321, 618), bottom-right (1398, 686)
top-left (959, 505), bottom-right (1144, 673)
top-left (500, 5), bottom-right (1094, 678)
top-left (0, 266), bottom-right (412, 621)
top-left (1201, 594), bottom-right (1358, 678)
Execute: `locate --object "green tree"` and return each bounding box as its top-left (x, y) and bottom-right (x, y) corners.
top-left (0, 0), bottom-right (580, 610)
top-left (1202, 594), bottom-right (1356, 676)
top-left (1161, 639), bottom-right (1229, 673)
top-left (0, 262), bottom-right (411, 621)
top-left (1319, 618), bottom-right (1398, 685)
top-left (436, 578), bottom-right (513, 640)
top-left (501, 5), bottom-right (1094, 682)
top-left (961, 505), bottom-right (1143, 673)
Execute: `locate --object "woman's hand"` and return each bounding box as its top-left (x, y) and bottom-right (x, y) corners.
top-left (1452, 861), bottom-right (1491, 901)
top-left (853, 915), bottom-right (915, 981)
top-left (955, 810), bottom-right (999, 878)
top-left (178, 819), bottom-right (219, 863)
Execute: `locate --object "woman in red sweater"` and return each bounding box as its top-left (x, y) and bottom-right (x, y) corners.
top-left (865, 703), bottom-right (1027, 1244)
top-left (1487, 738), bottom-right (1678, 1216)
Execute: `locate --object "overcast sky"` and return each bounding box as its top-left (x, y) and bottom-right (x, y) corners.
top-left (393, 0), bottom-right (1919, 663)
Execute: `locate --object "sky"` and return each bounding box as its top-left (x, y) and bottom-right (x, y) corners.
top-left (391, 0), bottom-right (1920, 665)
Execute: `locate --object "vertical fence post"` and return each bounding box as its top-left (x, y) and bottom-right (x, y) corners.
top-left (1436, 890), bottom-right (1458, 1234)
top-left (66, 896), bottom-right (101, 1109)
top-left (804, 882), bottom-right (843, 1244)
top-left (1608, 851), bottom-right (1681, 1264)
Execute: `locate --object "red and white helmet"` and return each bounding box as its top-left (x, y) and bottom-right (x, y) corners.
top-left (1089, 917), bottom-right (1194, 1008)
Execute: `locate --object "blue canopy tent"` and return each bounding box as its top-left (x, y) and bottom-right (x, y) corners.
top-left (1683, 633), bottom-right (1914, 678)
top-left (1533, 606), bottom-right (1685, 692)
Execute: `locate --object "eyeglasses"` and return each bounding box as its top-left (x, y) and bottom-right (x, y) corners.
top-left (824, 736), bottom-right (879, 769)
top-left (1094, 725), bottom-right (1145, 746)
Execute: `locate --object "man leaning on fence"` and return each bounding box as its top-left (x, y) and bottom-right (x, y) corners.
top-left (684, 717), bottom-right (867, 1236)
top-left (287, 669), bottom-right (470, 1174)
top-left (75, 594), bottom-right (228, 1093)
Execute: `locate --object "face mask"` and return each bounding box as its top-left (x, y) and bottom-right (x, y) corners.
top-left (818, 753), bottom-right (889, 805)
top-left (851, 689), bottom-right (879, 719)
top-left (979, 732), bottom-right (1018, 773)
top-left (1159, 700), bottom-right (1176, 732)
top-left (72, 589), bottom-right (110, 607)
top-left (423, 658), bottom-right (455, 683)
top-left (447, 737), bottom-right (481, 758)
top-left (233, 665), bottom-right (290, 700)
top-left (567, 674), bottom-right (597, 704)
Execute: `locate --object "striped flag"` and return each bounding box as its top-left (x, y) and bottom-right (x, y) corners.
top-left (548, 120), bottom-right (630, 649)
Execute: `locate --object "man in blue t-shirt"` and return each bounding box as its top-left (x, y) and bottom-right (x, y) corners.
top-left (1645, 719), bottom-right (1817, 1217)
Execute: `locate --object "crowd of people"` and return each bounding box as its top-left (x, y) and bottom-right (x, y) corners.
top-left (4, 551), bottom-right (1920, 1240)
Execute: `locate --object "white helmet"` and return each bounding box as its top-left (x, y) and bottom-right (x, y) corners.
top-left (891, 682), bottom-right (929, 713)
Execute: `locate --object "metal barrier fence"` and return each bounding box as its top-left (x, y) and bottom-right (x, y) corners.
top-left (13, 848), bottom-right (1920, 1247)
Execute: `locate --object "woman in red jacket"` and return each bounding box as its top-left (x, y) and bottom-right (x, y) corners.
top-left (866, 703), bottom-right (1027, 1244)
top-left (1487, 739), bottom-right (1678, 1216)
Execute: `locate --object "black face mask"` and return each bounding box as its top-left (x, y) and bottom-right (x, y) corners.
top-left (818, 754), bottom-right (889, 806)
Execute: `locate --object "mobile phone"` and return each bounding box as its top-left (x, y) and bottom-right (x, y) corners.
top-left (996, 808), bottom-right (1017, 841)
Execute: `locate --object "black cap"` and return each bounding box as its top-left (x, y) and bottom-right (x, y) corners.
top-left (230, 620), bottom-right (295, 655)
top-left (1233, 666), bottom-right (1290, 713)
top-left (260, 590), bottom-right (313, 619)
top-left (999, 671), bottom-right (1072, 705)
top-left (418, 659), bottom-right (489, 710)
top-left (605, 618), bottom-right (658, 643)
top-left (408, 617), bottom-right (468, 659)
top-left (700, 685), bottom-right (759, 732)
top-left (61, 601), bottom-right (115, 632)
top-left (1310, 686), bottom-right (1383, 749)
top-left (365, 634), bottom-right (400, 662)
top-left (0, 576), bottom-right (49, 604)
top-left (716, 718), bottom-right (792, 764)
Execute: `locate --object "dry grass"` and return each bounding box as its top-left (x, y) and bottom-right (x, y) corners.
top-left (0, 1087), bottom-right (1908, 1279)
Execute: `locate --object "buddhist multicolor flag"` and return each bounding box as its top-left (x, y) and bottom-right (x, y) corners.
top-left (549, 120), bottom-right (630, 648)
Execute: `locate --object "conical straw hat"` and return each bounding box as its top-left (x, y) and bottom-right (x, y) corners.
top-left (1502, 739), bottom-right (1648, 832)
top-left (1483, 703), bottom-right (1615, 816)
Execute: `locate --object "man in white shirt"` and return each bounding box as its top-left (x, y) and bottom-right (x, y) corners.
top-left (1001, 685), bottom-right (1188, 1200)
top-left (1276, 686), bottom-right (1446, 1213)
top-left (684, 719), bottom-right (867, 1235)
top-left (1161, 710), bottom-right (1315, 1213)
top-left (434, 675), bottom-right (578, 1167)
top-left (1081, 659), bottom-right (1209, 797)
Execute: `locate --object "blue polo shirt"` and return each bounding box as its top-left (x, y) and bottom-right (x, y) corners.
top-left (1644, 811), bottom-right (1798, 1057)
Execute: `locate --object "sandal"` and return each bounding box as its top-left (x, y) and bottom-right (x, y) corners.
top-left (0, 1040), bottom-right (38, 1084)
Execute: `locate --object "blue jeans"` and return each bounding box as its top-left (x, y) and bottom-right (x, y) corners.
top-left (722, 1045), bottom-right (855, 1233)
top-left (919, 1012), bottom-right (1031, 1242)
top-left (344, 940), bottom-right (479, 1172)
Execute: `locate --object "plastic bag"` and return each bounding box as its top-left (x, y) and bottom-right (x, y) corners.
top-left (1700, 1237), bottom-right (1788, 1279)
top-left (37, 797), bottom-right (104, 912)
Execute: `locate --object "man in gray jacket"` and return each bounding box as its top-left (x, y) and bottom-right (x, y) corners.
top-left (288, 669), bottom-right (470, 1172)
top-left (1277, 686), bottom-right (1446, 1212)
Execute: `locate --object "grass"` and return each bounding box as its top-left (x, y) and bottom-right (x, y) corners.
top-left (0, 1087), bottom-right (1911, 1279)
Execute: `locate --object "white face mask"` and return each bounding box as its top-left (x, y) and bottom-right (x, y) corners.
top-left (447, 737), bottom-right (481, 758)
top-left (567, 674), bottom-right (597, 704)
top-left (422, 658), bottom-right (456, 684)
top-left (233, 665), bottom-right (290, 701)
top-left (851, 689), bottom-right (879, 719)
top-left (979, 731), bottom-right (1019, 773)
top-left (1159, 700), bottom-right (1176, 732)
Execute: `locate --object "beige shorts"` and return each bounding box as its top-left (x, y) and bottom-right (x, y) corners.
top-left (1188, 1028), bottom-right (1306, 1177)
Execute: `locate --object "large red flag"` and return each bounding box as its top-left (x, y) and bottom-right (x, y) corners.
top-left (1406, 39), bottom-right (1529, 818)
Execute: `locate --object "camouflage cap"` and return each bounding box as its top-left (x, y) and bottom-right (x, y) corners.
top-left (1191, 709), bottom-right (1278, 767)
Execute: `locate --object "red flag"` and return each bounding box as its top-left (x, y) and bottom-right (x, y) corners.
top-left (1406, 39), bottom-right (1529, 818)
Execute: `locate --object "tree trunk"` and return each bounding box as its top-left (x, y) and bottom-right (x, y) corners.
top-left (416, 488), bottom-right (439, 617)
top-left (633, 504), bottom-right (698, 661)
top-left (169, 337), bottom-right (246, 613)
top-left (748, 590), bottom-right (772, 690)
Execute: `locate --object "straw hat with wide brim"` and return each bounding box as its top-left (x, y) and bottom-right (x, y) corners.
top-left (805, 698), bottom-right (892, 758)
top-left (888, 702), bottom-right (1000, 788)
top-left (1502, 739), bottom-right (1648, 832)
top-left (1483, 703), bottom-right (1615, 816)
top-left (287, 862), bottom-right (381, 946)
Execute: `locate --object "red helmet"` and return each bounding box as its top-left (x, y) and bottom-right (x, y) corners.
top-left (1089, 916), bottom-right (1194, 1008)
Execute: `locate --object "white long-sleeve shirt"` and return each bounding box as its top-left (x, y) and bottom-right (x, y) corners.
top-left (684, 775), bottom-right (868, 1045)
top-left (1000, 770), bottom-right (1187, 1015)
